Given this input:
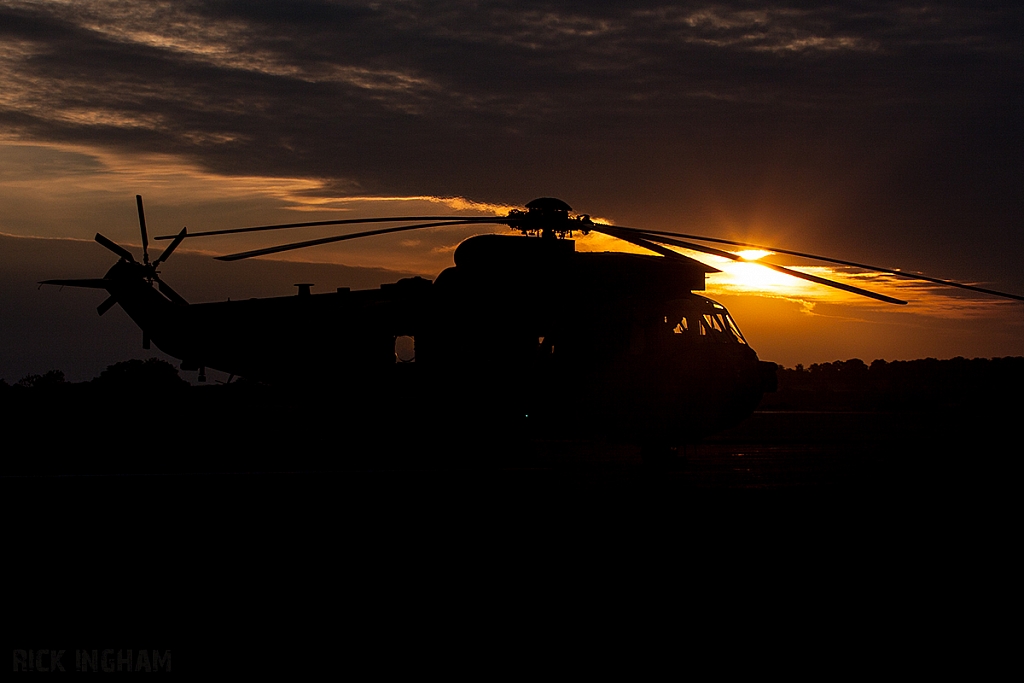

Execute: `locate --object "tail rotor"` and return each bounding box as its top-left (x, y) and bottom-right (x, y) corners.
top-left (42, 195), bottom-right (190, 322)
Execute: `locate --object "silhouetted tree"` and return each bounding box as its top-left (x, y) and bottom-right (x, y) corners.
top-left (15, 370), bottom-right (67, 389)
top-left (93, 359), bottom-right (189, 394)
top-left (768, 356), bottom-right (1024, 411)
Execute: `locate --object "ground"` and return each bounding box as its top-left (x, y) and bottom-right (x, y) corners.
top-left (4, 396), bottom-right (1013, 673)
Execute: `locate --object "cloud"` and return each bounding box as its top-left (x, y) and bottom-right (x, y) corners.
top-left (0, 0), bottom-right (1019, 293)
top-left (3, 2), bottom-right (1018, 176)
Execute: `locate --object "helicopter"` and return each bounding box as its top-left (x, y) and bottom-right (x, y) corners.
top-left (41, 196), bottom-right (1024, 448)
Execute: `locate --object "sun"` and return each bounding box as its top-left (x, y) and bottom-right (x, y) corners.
top-left (676, 249), bottom-right (814, 296)
top-left (712, 259), bottom-right (807, 292)
top-left (735, 249), bottom-right (772, 261)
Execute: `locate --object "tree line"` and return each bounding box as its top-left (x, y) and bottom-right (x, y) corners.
top-left (1, 359), bottom-right (189, 395)
top-left (4, 356), bottom-right (1023, 412)
top-left (762, 356), bottom-right (1024, 411)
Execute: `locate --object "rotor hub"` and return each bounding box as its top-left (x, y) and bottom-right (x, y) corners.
top-left (506, 197), bottom-right (592, 239)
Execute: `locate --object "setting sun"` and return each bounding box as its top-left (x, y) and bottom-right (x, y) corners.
top-left (711, 259), bottom-right (812, 293)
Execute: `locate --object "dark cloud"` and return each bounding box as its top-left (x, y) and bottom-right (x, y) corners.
top-left (0, 144), bottom-right (104, 179)
top-left (0, 1), bottom-right (1020, 286)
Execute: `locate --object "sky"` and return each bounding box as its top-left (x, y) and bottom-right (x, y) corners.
top-left (1, 0), bottom-right (1021, 381)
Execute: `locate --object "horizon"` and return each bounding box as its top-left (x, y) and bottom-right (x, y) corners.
top-left (10, 353), bottom-right (1024, 388)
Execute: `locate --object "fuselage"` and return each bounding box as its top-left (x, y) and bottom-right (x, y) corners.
top-left (104, 234), bottom-right (776, 442)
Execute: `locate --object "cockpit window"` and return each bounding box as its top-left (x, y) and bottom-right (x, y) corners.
top-left (703, 314), bottom-right (723, 333)
top-left (723, 314), bottom-right (747, 344)
top-left (666, 300), bottom-right (747, 344)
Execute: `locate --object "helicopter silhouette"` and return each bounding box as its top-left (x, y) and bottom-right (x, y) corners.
top-left (41, 196), bottom-right (1024, 448)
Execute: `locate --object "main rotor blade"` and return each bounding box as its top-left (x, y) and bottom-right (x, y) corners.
top-left (597, 225), bottom-right (907, 305)
top-left (136, 195), bottom-right (149, 264)
top-left (156, 215), bottom-right (501, 240)
top-left (594, 225), bottom-right (719, 267)
top-left (157, 278), bottom-right (189, 306)
top-left (97, 296), bottom-right (117, 316)
top-left (153, 227), bottom-right (187, 266)
top-left (627, 226), bottom-right (1024, 303)
top-left (95, 233), bottom-right (136, 263)
top-left (215, 219), bottom-right (496, 261)
top-left (39, 278), bottom-right (112, 289)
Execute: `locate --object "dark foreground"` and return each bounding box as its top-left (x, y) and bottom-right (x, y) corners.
top-left (5, 392), bottom-right (1015, 673)
top-left (1, 390), bottom-right (1008, 486)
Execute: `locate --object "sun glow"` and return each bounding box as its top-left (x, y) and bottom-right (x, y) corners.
top-left (712, 260), bottom-right (806, 292)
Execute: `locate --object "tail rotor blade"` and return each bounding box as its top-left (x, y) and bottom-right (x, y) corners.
top-left (39, 278), bottom-right (111, 289)
top-left (157, 278), bottom-right (188, 306)
top-left (153, 227), bottom-right (187, 267)
top-left (96, 233), bottom-right (136, 262)
top-left (97, 296), bottom-right (117, 316)
top-left (136, 195), bottom-right (150, 264)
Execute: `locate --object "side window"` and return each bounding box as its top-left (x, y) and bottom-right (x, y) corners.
top-left (395, 335), bottom-right (415, 362)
